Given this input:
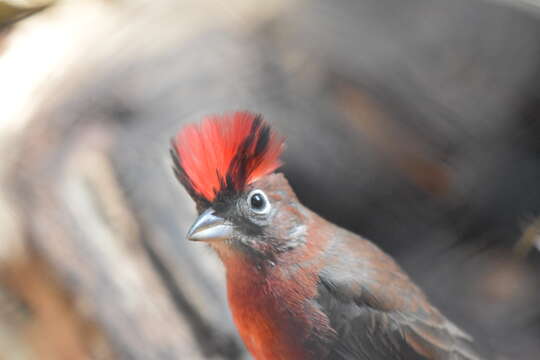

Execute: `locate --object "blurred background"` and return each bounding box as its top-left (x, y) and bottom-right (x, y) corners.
top-left (1, 0), bottom-right (540, 359)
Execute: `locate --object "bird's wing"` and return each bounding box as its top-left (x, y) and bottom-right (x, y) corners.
top-left (315, 233), bottom-right (484, 360)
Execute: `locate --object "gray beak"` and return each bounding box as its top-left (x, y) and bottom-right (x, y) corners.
top-left (187, 208), bottom-right (233, 242)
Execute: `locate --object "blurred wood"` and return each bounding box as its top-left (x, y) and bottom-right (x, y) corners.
top-left (337, 83), bottom-right (451, 196)
top-left (515, 216), bottom-right (540, 256)
top-left (0, 1), bottom-right (50, 28)
top-left (1, 253), bottom-right (115, 360)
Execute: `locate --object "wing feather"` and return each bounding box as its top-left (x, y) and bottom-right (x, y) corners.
top-left (315, 230), bottom-right (485, 360)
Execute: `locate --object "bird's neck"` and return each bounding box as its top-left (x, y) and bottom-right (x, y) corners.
top-left (222, 239), bottom-right (333, 360)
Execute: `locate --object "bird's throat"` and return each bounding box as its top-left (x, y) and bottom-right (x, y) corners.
top-left (224, 255), bottom-right (332, 360)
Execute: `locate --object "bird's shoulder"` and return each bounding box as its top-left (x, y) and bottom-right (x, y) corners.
top-left (314, 228), bottom-right (482, 360)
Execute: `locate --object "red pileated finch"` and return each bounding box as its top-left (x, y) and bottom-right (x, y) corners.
top-left (170, 112), bottom-right (483, 360)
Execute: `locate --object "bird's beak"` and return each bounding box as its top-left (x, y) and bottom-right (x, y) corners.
top-left (187, 208), bottom-right (233, 242)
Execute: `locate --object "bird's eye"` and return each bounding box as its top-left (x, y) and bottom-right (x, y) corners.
top-left (247, 190), bottom-right (271, 214)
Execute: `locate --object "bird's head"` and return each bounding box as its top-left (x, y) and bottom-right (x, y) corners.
top-left (171, 112), bottom-right (309, 262)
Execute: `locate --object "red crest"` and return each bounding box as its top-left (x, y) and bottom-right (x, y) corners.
top-left (171, 111), bottom-right (285, 203)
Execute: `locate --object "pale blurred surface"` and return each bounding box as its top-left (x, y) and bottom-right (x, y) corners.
top-left (1, 0), bottom-right (540, 359)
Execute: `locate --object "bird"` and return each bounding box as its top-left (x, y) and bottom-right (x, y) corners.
top-left (170, 111), bottom-right (484, 360)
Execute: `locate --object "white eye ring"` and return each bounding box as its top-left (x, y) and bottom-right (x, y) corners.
top-left (247, 189), bottom-right (271, 214)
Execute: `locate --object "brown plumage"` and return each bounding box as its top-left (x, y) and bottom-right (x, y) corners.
top-left (171, 112), bottom-right (484, 360)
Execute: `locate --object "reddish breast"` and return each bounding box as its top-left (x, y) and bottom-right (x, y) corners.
top-left (225, 257), bottom-right (330, 360)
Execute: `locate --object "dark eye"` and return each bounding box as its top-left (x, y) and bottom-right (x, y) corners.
top-left (247, 190), bottom-right (271, 214)
top-left (251, 193), bottom-right (265, 209)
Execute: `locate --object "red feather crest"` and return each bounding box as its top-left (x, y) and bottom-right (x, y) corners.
top-left (171, 112), bottom-right (285, 203)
